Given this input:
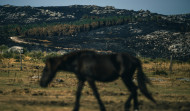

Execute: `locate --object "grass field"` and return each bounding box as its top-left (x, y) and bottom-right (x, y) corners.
top-left (0, 57), bottom-right (190, 111)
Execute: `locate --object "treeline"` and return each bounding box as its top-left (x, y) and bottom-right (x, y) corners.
top-left (22, 15), bottom-right (190, 37)
top-left (23, 16), bottom-right (133, 37)
top-left (2, 15), bottom-right (190, 39)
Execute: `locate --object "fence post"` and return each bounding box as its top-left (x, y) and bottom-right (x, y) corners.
top-left (8, 60), bottom-right (10, 76)
top-left (20, 51), bottom-right (22, 71)
top-left (169, 55), bottom-right (173, 74)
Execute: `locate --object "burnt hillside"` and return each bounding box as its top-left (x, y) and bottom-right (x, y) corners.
top-left (0, 5), bottom-right (190, 60)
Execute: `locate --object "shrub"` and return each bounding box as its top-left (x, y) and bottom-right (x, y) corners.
top-left (0, 54), bottom-right (3, 62)
top-left (143, 60), bottom-right (150, 64)
top-left (2, 51), bottom-right (14, 59)
top-left (29, 50), bottom-right (44, 61)
top-left (152, 70), bottom-right (168, 75)
top-left (187, 59), bottom-right (190, 64)
top-left (42, 52), bottom-right (58, 63)
top-left (14, 54), bottom-right (25, 62)
top-left (0, 45), bottom-right (8, 52)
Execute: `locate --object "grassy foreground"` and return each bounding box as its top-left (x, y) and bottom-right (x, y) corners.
top-left (0, 57), bottom-right (190, 111)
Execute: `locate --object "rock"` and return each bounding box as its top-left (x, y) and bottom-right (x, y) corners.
top-left (56, 79), bottom-right (64, 83)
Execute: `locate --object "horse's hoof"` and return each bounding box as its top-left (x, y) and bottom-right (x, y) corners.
top-left (100, 107), bottom-right (106, 111)
top-left (72, 108), bottom-right (79, 111)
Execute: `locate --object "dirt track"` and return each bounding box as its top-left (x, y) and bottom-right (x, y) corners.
top-left (10, 36), bottom-right (40, 45)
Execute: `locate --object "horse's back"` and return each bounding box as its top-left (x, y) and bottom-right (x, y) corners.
top-left (78, 52), bottom-right (119, 82)
top-left (71, 50), bottom-right (139, 82)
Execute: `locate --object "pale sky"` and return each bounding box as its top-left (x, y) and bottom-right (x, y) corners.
top-left (0, 0), bottom-right (190, 15)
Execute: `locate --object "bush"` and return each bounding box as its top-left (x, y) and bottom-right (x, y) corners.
top-left (141, 57), bottom-right (154, 64)
top-left (152, 70), bottom-right (168, 75)
top-left (143, 60), bottom-right (150, 64)
top-left (29, 50), bottom-right (44, 61)
top-left (42, 52), bottom-right (58, 63)
top-left (0, 54), bottom-right (3, 62)
top-left (187, 59), bottom-right (190, 64)
top-left (0, 45), bottom-right (8, 52)
top-left (153, 58), bottom-right (169, 63)
top-left (13, 54), bottom-right (25, 62)
top-left (2, 52), bottom-right (14, 58)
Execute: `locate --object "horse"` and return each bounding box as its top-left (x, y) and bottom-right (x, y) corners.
top-left (40, 50), bottom-right (156, 111)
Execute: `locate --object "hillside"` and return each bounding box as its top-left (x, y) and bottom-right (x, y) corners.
top-left (0, 5), bottom-right (190, 60)
top-left (0, 5), bottom-right (160, 24)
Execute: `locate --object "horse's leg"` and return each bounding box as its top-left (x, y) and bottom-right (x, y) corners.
top-left (88, 80), bottom-right (106, 111)
top-left (124, 94), bottom-right (133, 110)
top-left (73, 80), bottom-right (84, 111)
top-left (122, 71), bottom-right (139, 110)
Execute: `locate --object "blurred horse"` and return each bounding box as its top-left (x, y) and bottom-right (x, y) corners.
top-left (40, 50), bottom-right (156, 111)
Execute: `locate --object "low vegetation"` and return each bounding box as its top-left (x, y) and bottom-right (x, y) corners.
top-left (0, 46), bottom-right (190, 111)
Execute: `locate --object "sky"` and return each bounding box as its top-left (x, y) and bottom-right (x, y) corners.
top-left (0, 0), bottom-right (190, 15)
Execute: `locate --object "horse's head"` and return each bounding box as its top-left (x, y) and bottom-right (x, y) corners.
top-left (40, 54), bottom-right (77, 87)
top-left (40, 57), bottom-right (60, 87)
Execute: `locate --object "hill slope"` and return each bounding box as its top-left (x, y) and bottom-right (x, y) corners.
top-left (0, 5), bottom-right (190, 60)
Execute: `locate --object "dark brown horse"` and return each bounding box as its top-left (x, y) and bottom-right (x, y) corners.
top-left (40, 50), bottom-right (156, 111)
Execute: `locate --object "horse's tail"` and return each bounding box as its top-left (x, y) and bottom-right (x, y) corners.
top-left (136, 59), bottom-right (156, 103)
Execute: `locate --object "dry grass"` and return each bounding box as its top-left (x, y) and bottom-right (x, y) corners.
top-left (0, 58), bottom-right (190, 111)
